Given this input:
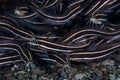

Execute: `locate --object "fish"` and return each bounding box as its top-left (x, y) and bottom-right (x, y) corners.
top-left (69, 43), bottom-right (120, 61)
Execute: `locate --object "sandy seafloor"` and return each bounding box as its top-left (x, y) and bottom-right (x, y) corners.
top-left (0, 53), bottom-right (119, 80)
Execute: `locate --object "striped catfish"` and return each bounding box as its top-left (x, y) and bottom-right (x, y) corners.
top-left (0, 40), bottom-right (35, 71)
top-left (9, 5), bottom-right (38, 19)
top-left (9, 9), bottom-right (56, 33)
top-left (31, 0), bottom-right (90, 23)
top-left (85, 0), bottom-right (111, 15)
top-left (0, 22), bottom-right (34, 41)
top-left (61, 29), bottom-right (120, 44)
top-left (84, 0), bottom-right (119, 30)
top-left (41, 53), bottom-right (72, 73)
top-left (0, 51), bottom-right (22, 66)
top-left (0, 40), bottom-right (32, 63)
top-left (69, 43), bottom-right (120, 62)
top-left (28, 38), bottom-right (91, 52)
top-left (8, 5), bottom-right (59, 33)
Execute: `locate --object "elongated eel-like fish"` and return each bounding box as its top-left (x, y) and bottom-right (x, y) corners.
top-left (41, 54), bottom-right (67, 67)
top-left (61, 29), bottom-right (120, 44)
top-left (69, 43), bottom-right (120, 61)
top-left (0, 52), bottom-right (22, 66)
top-left (0, 41), bottom-right (32, 63)
top-left (0, 22), bottom-right (90, 53)
top-left (0, 28), bottom-right (90, 53)
top-left (41, 54), bottom-right (72, 73)
top-left (32, 0), bottom-right (90, 23)
top-left (0, 22), bottom-right (34, 40)
top-left (28, 38), bottom-right (91, 52)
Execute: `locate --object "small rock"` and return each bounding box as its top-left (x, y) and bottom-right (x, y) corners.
top-left (96, 70), bottom-right (102, 76)
top-left (109, 74), bottom-right (116, 80)
top-left (102, 59), bottom-right (115, 66)
top-left (73, 73), bottom-right (86, 80)
top-left (101, 67), bottom-right (107, 72)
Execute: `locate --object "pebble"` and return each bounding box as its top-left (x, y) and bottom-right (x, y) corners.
top-left (73, 73), bottom-right (86, 80)
top-left (102, 59), bottom-right (115, 66)
top-left (101, 67), bottom-right (107, 72)
top-left (109, 74), bottom-right (116, 80)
